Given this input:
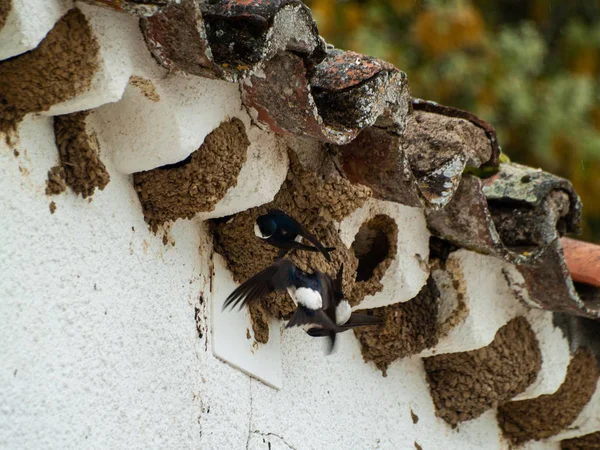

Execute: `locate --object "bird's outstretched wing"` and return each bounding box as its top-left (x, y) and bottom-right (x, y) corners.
top-left (267, 209), bottom-right (334, 262)
top-left (334, 264), bottom-right (344, 298)
top-left (223, 259), bottom-right (295, 311)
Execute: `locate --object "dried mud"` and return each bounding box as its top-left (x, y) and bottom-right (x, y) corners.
top-left (134, 118), bottom-right (250, 230)
top-left (45, 166), bottom-right (67, 195)
top-left (0, 9), bottom-right (99, 133)
top-left (498, 347), bottom-right (599, 444)
top-left (48, 111), bottom-right (110, 198)
top-left (561, 432), bottom-right (600, 450)
top-left (129, 76), bottom-right (160, 102)
top-left (212, 150), bottom-right (371, 342)
top-left (353, 277), bottom-right (439, 375)
top-left (424, 317), bottom-right (541, 425)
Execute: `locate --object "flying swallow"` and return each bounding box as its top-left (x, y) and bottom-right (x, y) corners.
top-left (254, 209), bottom-right (335, 261)
top-left (223, 259), bottom-right (338, 333)
top-left (305, 264), bottom-right (383, 353)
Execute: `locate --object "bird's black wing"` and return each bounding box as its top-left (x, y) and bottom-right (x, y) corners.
top-left (334, 264), bottom-right (344, 301)
top-left (223, 259), bottom-right (295, 311)
top-left (267, 209), bottom-right (334, 262)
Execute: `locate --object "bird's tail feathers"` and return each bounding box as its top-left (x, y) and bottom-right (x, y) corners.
top-left (343, 313), bottom-right (383, 328)
top-left (286, 307), bottom-right (337, 330)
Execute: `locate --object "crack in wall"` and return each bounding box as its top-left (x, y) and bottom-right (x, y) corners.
top-left (246, 378), bottom-right (253, 450)
top-left (251, 431), bottom-right (297, 450)
top-left (246, 378), bottom-right (295, 450)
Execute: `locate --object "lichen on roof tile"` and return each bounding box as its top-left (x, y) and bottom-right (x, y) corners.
top-left (242, 49), bottom-right (410, 144)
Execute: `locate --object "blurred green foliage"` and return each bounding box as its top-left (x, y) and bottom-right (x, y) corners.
top-left (306, 0), bottom-right (600, 242)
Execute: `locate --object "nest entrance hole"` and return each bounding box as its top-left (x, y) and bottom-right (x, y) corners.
top-left (351, 214), bottom-right (397, 282)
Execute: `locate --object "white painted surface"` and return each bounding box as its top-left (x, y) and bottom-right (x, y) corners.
top-left (212, 254), bottom-right (283, 390)
top-left (0, 6), bottom-right (576, 447)
top-left (0, 115), bottom-right (565, 450)
top-left (420, 250), bottom-right (525, 356)
top-left (93, 72), bottom-right (248, 174)
top-left (338, 198), bottom-right (430, 310)
top-left (0, 116), bottom-right (205, 448)
top-left (0, 0), bottom-right (71, 61)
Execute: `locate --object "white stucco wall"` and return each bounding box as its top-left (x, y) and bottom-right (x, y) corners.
top-left (0, 115), bottom-right (563, 450)
top-left (0, 3), bottom-right (583, 448)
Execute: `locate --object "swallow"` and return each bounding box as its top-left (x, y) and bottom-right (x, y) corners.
top-left (254, 209), bottom-right (336, 261)
top-left (306, 264), bottom-right (383, 353)
top-left (223, 259), bottom-right (338, 333)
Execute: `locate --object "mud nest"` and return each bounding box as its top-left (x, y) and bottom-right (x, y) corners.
top-left (0, 9), bottom-right (99, 134)
top-left (46, 111), bottom-right (110, 198)
top-left (424, 316), bottom-right (542, 426)
top-left (561, 432), bottom-right (600, 450)
top-left (353, 276), bottom-right (439, 376)
top-left (497, 347), bottom-right (599, 444)
top-left (212, 149), bottom-right (371, 343)
top-left (134, 118), bottom-right (250, 230)
top-left (346, 214), bottom-right (398, 304)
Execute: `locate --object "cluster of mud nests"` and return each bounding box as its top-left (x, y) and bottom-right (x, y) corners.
top-left (561, 431), bottom-right (600, 450)
top-left (46, 111), bottom-right (110, 198)
top-left (0, 9), bottom-right (99, 135)
top-left (212, 150), bottom-right (376, 342)
top-left (424, 317), bottom-right (542, 425)
top-left (497, 347), bottom-right (599, 444)
top-left (353, 277), bottom-right (439, 375)
top-left (134, 118), bottom-right (250, 231)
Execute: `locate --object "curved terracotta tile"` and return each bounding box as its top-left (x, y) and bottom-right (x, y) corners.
top-left (561, 237), bottom-right (600, 288)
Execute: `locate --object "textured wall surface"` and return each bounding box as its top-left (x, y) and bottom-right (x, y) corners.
top-left (0, 116), bottom-right (559, 450)
top-left (1, 2), bottom-right (597, 449)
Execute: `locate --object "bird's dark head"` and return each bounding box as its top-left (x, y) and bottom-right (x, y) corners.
top-left (255, 215), bottom-right (277, 239)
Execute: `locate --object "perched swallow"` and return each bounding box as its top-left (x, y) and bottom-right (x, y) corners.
top-left (254, 209), bottom-right (335, 261)
top-left (223, 259), bottom-right (338, 333)
top-left (306, 264), bottom-right (383, 353)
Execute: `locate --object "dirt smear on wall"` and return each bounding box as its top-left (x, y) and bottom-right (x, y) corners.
top-left (497, 347), bottom-right (599, 444)
top-left (134, 118), bottom-right (250, 231)
top-left (47, 111), bottom-right (110, 198)
top-left (212, 149), bottom-right (371, 342)
top-left (0, 9), bottom-right (99, 134)
top-left (561, 431), bottom-right (600, 450)
top-left (129, 75), bottom-right (160, 102)
top-left (424, 317), bottom-right (541, 426)
top-left (0, 0), bottom-right (11, 32)
top-left (353, 277), bottom-right (439, 375)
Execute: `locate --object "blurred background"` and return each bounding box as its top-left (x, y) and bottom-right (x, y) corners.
top-left (306, 0), bottom-right (600, 242)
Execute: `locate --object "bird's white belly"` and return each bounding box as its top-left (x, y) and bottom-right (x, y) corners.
top-left (335, 300), bottom-right (352, 325)
top-left (288, 286), bottom-right (322, 310)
